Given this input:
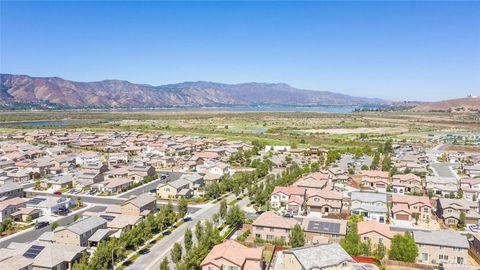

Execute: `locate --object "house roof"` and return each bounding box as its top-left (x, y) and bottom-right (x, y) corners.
top-left (302, 217), bottom-right (347, 235)
top-left (123, 193), bottom-right (155, 208)
top-left (358, 220), bottom-right (396, 239)
top-left (56, 216), bottom-right (106, 235)
top-left (252, 211), bottom-right (299, 229)
top-left (391, 194), bottom-right (432, 208)
top-left (272, 186), bottom-right (305, 197)
top-left (200, 240), bottom-right (263, 268)
top-left (361, 170), bottom-right (390, 178)
top-left (351, 191), bottom-right (387, 203)
top-left (105, 177), bottom-right (133, 189)
top-left (284, 243), bottom-right (354, 269)
top-left (0, 197), bottom-right (26, 211)
top-left (413, 230), bottom-right (469, 249)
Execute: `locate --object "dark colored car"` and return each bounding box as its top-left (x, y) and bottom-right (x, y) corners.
top-left (35, 221), bottom-right (49, 229)
top-left (53, 191), bottom-right (62, 195)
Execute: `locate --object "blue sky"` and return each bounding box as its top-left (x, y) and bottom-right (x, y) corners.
top-left (1, 1), bottom-right (479, 101)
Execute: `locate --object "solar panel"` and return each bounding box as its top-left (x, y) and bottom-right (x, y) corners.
top-left (23, 245), bottom-right (45, 259)
top-left (100, 215), bottom-right (115, 221)
top-left (307, 221), bottom-right (340, 234)
top-left (27, 198), bottom-right (46, 205)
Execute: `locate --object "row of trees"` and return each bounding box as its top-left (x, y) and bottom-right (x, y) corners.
top-left (73, 203), bottom-right (177, 270)
top-left (166, 199), bottom-right (246, 269)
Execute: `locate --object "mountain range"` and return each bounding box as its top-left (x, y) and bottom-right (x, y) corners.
top-left (0, 74), bottom-right (388, 108)
top-left (413, 96), bottom-right (480, 112)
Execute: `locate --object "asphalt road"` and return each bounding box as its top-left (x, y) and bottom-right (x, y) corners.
top-left (126, 194), bottom-right (251, 270)
top-left (0, 205), bottom-right (107, 249)
top-left (430, 162), bottom-right (460, 179)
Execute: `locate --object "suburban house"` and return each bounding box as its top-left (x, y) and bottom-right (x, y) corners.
top-left (360, 170), bottom-right (391, 192)
top-left (54, 216), bottom-right (107, 247)
top-left (435, 198), bottom-right (480, 226)
top-left (358, 220), bottom-right (396, 250)
top-left (293, 172), bottom-right (329, 190)
top-left (392, 173), bottom-right (423, 194)
top-left (200, 240), bottom-right (264, 270)
top-left (413, 230), bottom-right (470, 265)
top-left (306, 189), bottom-right (344, 215)
top-left (252, 211), bottom-right (300, 242)
top-left (391, 194), bottom-right (432, 223)
top-left (100, 177), bottom-right (134, 193)
top-left (120, 194), bottom-right (157, 216)
top-left (464, 165), bottom-right (480, 178)
top-left (426, 176), bottom-right (458, 197)
top-left (0, 182), bottom-right (23, 199)
top-left (74, 171), bottom-right (104, 187)
top-left (301, 217), bottom-right (347, 244)
top-left (25, 196), bottom-right (75, 216)
top-left (270, 186), bottom-right (306, 210)
top-left (44, 174), bottom-right (73, 191)
top-left (128, 165), bottom-right (156, 182)
top-left (276, 243), bottom-right (356, 270)
top-left (0, 197), bottom-right (27, 223)
top-left (0, 241), bottom-right (86, 270)
top-left (350, 191), bottom-right (388, 223)
top-left (157, 179), bottom-right (192, 199)
top-left (460, 178), bottom-right (480, 201)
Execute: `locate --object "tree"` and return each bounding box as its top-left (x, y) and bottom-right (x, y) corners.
top-left (360, 239), bottom-right (372, 256)
top-left (184, 228), bottom-right (193, 250)
top-left (195, 222), bottom-right (203, 241)
top-left (225, 205), bottom-right (245, 226)
top-left (34, 180), bottom-right (41, 190)
top-left (388, 233), bottom-right (418, 262)
top-left (206, 182), bottom-right (221, 199)
top-left (219, 200), bottom-right (227, 220)
top-left (76, 197), bottom-right (83, 207)
top-left (171, 242), bottom-right (183, 263)
top-left (457, 189), bottom-right (464, 199)
top-left (459, 211), bottom-right (466, 228)
top-left (160, 257), bottom-right (170, 270)
top-left (50, 221), bottom-right (59, 231)
top-left (340, 219), bottom-right (361, 255)
top-left (375, 241), bottom-right (387, 260)
top-left (73, 214), bottom-right (80, 222)
top-left (178, 197), bottom-right (188, 217)
top-left (289, 224), bottom-right (305, 248)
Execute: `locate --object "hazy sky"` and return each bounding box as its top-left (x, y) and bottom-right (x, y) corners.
top-left (1, 1), bottom-right (479, 101)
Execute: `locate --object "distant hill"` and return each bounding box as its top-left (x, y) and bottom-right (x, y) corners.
top-left (0, 74), bottom-right (388, 108)
top-left (413, 97), bottom-right (480, 112)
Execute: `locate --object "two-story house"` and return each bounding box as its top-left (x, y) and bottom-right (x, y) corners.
top-left (391, 194), bottom-right (432, 223)
top-left (350, 191), bottom-right (388, 223)
top-left (426, 176), bottom-right (458, 197)
top-left (414, 230), bottom-right (469, 265)
top-left (392, 173), bottom-right (423, 194)
top-left (435, 198), bottom-right (480, 226)
top-left (54, 216), bottom-right (107, 247)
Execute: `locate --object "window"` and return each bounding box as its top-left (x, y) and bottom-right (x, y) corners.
top-left (422, 253), bottom-right (428, 261)
top-left (228, 266), bottom-right (238, 270)
top-left (267, 235), bottom-right (273, 240)
top-left (270, 228), bottom-right (274, 232)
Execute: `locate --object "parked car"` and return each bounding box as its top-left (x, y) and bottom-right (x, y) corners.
top-left (89, 189), bottom-right (97, 195)
top-left (53, 191), bottom-right (62, 195)
top-left (469, 224), bottom-right (480, 233)
top-left (283, 210), bottom-right (294, 218)
top-left (183, 212), bottom-right (192, 221)
top-left (35, 221), bottom-right (49, 229)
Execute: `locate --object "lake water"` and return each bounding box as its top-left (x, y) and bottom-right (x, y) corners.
top-left (0, 119), bottom-right (102, 127)
top-left (126, 105), bottom-right (359, 113)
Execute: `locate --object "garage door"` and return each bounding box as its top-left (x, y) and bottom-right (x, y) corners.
top-left (310, 206), bottom-right (322, 213)
top-left (396, 214), bottom-right (410, 220)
